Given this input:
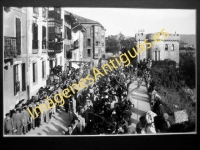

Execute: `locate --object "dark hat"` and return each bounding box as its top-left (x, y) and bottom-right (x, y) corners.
top-left (5, 113), bottom-right (10, 116)
top-left (16, 108), bottom-right (21, 112)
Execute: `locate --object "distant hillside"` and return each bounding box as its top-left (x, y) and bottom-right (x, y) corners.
top-left (180, 34), bottom-right (196, 45)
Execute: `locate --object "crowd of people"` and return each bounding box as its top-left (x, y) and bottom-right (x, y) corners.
top-left (4, 59), bottom-right (194, 135)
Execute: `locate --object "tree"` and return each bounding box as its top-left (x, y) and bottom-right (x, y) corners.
top-left (179, 52), bottom-right (195, 89)
top-left (105, 35), bottom-right (120, 54)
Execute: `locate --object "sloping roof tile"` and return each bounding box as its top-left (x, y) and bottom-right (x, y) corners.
top-left (64, 10), bottom-right (104, 28)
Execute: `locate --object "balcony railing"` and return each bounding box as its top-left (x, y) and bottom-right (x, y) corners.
top-left (48, 11), bottom-right (62, 24)
top-left (32, 40), bottom-right (39, 49)
top-left (48, 42), bottom-right (63, 53)
top-left (4, 36), bottom-right (20, 59)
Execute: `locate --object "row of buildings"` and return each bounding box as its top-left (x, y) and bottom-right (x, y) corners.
top-left (3, 7), bottom-right (106, 116)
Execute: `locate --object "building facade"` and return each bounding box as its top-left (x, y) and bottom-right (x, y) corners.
top-left (64, 11), bottom-right (85, 69)
top-left (26, 7), bottom-right (49, 98)
top-left (3, 7), bottom-right (105, 116)
top-left (3, 7), bottom-right (28, 115)
top-left (69, 14), bottom-right (106, 68)
top-left (135, 32), bottom-right (180, 64)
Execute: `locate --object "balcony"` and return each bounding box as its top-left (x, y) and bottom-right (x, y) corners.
top-left (48, 41), bottom-right (63, 53)
top-left (48, 11), bottom-right (62, 24)
top-left (4, 36), bottom-right (20, 59)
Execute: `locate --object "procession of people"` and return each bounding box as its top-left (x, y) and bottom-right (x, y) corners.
top-left (4, 59), bottom-right (185, 135)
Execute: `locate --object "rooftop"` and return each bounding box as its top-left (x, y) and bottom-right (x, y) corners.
top-left (64, 10), bottom-right (105, 28)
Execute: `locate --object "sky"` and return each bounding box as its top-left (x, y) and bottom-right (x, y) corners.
top-left (64, 8), bottom-right (196, 37)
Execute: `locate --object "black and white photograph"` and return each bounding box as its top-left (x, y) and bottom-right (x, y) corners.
top-left (3, 7), bottom-right (196, 136)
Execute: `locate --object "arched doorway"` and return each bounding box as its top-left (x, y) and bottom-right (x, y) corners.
top-left (154, 48), bottom-right (160, 61)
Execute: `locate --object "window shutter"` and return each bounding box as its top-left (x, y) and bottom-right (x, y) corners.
top-left (42, 26), bottom-right (46, 39)
top-left (33, 63), bottom-right (35, 82)
top-left (42, 26), bottom-right (44, 39)
top-left (36, 24), bottom-right (38, 40)
top-left (13, 65), bottom-right (16, 95)
top-left (22, 63), bottom-right (26, 91)
top-left (32, 23), bottom-right (34, 41)
top-left (16, 18), bottom-right (21, 55)
top-left (44, 61), bottom-right (46, 78)
top-left (36, 63), bottom-right (38, 82)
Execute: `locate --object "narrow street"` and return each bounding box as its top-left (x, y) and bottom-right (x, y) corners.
top-left (129, 81), bottom-right (151, 128)
top-left (26, 80), bottom-right (150, 135)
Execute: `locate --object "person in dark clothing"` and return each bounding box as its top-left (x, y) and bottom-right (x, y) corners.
top-left (154, 115), bottom-right (169, 133)
top-left (4, 113), bottom-right (13, 135)
top-left (12, 108), bottom-right (23, 135)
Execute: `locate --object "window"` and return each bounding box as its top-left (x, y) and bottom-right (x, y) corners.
top-left (16, 18), bottom-right (21, 55)
top-left (95, 37), bottom-right (100, 46)
top-left (21, 63), bottom-right (26, 91)
top-left (42, 26), bottom-right (46, 49)
top-left (42, 61), bottom-right (46, 78)
top-left (94, 48), bottom-right (98, 58)
top-left (101, 39), bottom-right (104, 46)
top-left (95, 26), bottom-right (99, 36)
top-left (165, 44), bottom-right (168, 50)
top-left (64, 26), bottom-right (67, 39)
top-left (171, 44), bottom-right (174, 51)
top-left (32, 23), bottom-right (38, 49)
top-left (67, 51), bottom-right (72, 59)
top-left (14, 64), bottom-right (20, 95)
top-left (87, 39), bottom-right (91, 46)
top-left (87, 28), bottom-right (91, 36)
top-left (67, 27), bottom-right (72, 40)
top-left (87, 49), bottom-right (91, 57)
top-left (102, 30), bottom-right (104, 36)
top-left (33, 63), bottom-right (37, 83)
top-left (95, 41), bottom-right (98, 46)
